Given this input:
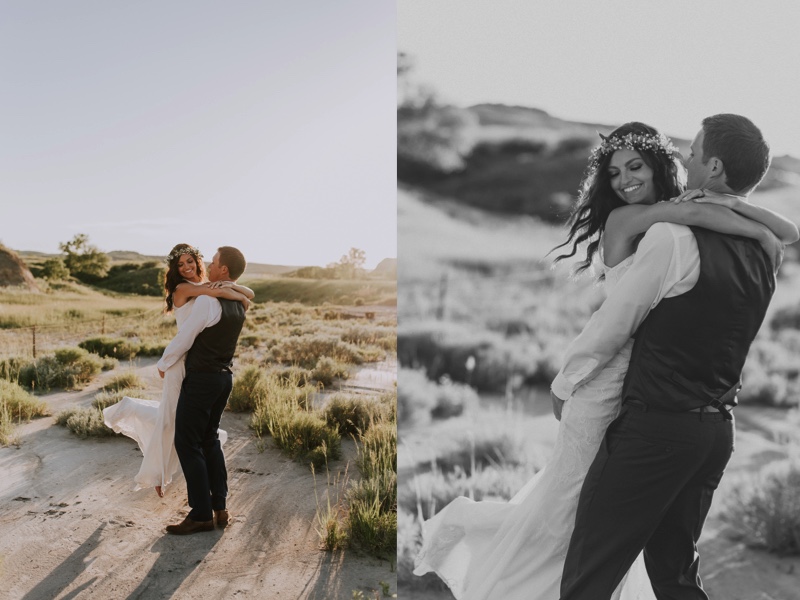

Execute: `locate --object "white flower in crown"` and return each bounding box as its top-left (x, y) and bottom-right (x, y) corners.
top-left (588, 132), bottom-right (678, 172)
top-left (165, 246), bottom-right (203, 265)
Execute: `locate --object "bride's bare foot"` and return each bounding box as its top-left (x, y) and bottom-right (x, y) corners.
top-left (155, 486), bottom-right (164, 498)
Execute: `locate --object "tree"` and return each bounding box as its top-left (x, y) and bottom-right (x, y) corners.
top-left (327, 248), bottom-right (367, 279)
top-left (397, 52), bottom-right (475, 175)
top-left (59, 234), bottom-right (110, 281)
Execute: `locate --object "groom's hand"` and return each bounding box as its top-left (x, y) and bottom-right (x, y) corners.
top-left (550, 390), bottom-right (566, 421)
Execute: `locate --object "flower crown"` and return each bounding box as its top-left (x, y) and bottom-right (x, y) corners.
top-left (165, 245), bottom-right (202, 265)
top-left (588, 132), bottom-right (678, 171)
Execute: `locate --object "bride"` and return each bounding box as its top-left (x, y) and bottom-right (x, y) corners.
top-left (413, 122), bottom-right (797, 599)
top-left (103, 243), bottom-right (253, 497)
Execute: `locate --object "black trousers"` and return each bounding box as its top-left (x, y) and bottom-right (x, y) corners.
top-left (174, 371), bottom-right (232, 522)
top-left (560, 404), bottom-right (734, 600)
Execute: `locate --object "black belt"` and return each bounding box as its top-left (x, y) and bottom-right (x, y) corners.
top-left (688, 404), bottom-right (734, 420)
top-left (625, 400), bottom-right (734, 421)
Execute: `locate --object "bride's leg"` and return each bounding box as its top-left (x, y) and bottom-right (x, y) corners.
top-left (155, 485), bottom-right (163, 498)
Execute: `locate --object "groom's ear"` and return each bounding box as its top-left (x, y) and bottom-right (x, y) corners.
top-left (707, 156), bottom-right (725, 181)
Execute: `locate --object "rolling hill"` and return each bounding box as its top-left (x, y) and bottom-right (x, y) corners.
top-left (399, 102), bottom-right (800, 223)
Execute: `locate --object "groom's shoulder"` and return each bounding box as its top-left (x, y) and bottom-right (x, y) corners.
top-left (192, 295), bottom-right (220, 310)
top-left (639, 223), bottom-right (697, 252)
top-left (643, 221), bottom-right (693, 245)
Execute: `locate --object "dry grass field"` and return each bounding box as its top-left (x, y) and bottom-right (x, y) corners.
top-left (0, 279), bottom-right (398, 599)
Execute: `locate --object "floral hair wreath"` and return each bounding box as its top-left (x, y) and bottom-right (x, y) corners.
top-left (588, 132), bottom-right (679, 172)
top-left (165, 245), bottom-right (203, 265)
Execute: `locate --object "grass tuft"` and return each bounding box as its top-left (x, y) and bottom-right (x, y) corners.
top-left (725, 457), bottom-right (800, 554)
top-left (324, 394), bottom-right (387, 437)
top-left (18, 347), bottom-right (103, 391)
top-left (55, 407), bottom-right (116, 438)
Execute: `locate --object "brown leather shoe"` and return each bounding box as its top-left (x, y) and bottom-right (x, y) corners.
top-left (214, 509), bottom-right (230, 528)
top-left (166, 516), bottom-right (214, 535)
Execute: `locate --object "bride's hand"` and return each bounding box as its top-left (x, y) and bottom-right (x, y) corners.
top-left (550, 390), bottom-right (566, 421)
top-left (670, 188), bottom-right (706, 204)
top-left (758, 228), bottom-right (785, 274)
top-left (671, 189), bottom-right (743, 209)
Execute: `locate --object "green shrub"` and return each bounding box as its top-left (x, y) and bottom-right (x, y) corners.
top-left (312, 357), bottom-right (351, 387)
top-left (430, 378), bottom-right (479, 420)
top-left (269, 411), bottom-right (342, 469)
top-left (400, 464), bottom-right (536, 520)
top-left (79, 337), bottom-right (138, 360)
top-left (0, 379), bottom-right (48, 420)
top-left (93, 262), bottom-right (163, 296)
top-left (0, 356), bottom-right (32, 383)
top-left (136, 341), bottom-right (167, 357)
top-left (313, 466), bottom-right (350, 551)
top-left (397, 368), bottom-right (479, 426)
top-left (273, 365), bottom-right (313, 386)
top-left (324, 394), bottom-right (386, 436)
top-left (55, 407), bottom-right (116, 438)
top-left (101, 357), bottom-right (119, 371)
top-left (348, 469), bottom-right (397, 514)
top-left (92, 388), bottom-right (153, 410)
top-left (19, 347), bottom-right (103, 391)
top-left (725, 458), bottom-right (800, 554)
top-left (357, 421), bottom-right (396, 481)
top-left (101, 372), bottom-right (145, 392)
top-left (398, 369), bottom-right (435, 427)
top-left (347, 491), bottom-right (397, 557)
top-left (229, 365), bottom-right (268, 412)
top-left (0, 401), bottom-right (16, 446)
top-left (268, 334), bottom-right (367, 369)
top-left (250, 374), bottom-right (340, 469)
top-left (40, 256), bottom-right (70, 280)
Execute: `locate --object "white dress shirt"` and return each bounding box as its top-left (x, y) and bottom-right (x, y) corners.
top-left (550, 223), bottom-right (701, 400)
top-left (156, 295), bottom-right (222, 372)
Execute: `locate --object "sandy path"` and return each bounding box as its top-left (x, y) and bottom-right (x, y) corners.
top-left (0, 361), bottom-right (396, 600)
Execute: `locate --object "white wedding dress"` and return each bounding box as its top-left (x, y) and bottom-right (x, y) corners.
top-left (103, 298), bottom-right (227, 492)
top-left (413, 255), bottom-right (656, 599)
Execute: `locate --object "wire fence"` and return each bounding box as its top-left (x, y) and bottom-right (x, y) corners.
top-left (0, 309), bottom-right (170, 360)
top-left (399, 268), bottom-right (596, 323)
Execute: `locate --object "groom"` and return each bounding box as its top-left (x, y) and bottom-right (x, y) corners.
top-left (158, 246), bottom-right (248, 535)
top-left (551, 114), bottom-right (780, 599)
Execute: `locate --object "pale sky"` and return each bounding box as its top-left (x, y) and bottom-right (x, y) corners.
top-left (1, 1), bottom-right (395, 269)
top-left (399, 0), bottom-right (800, 158)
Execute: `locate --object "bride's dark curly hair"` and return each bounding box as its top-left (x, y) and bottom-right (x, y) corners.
top-left (551, 122), bottom-right (686, 275)
top-left (164, 243), bottom-right (205, 312)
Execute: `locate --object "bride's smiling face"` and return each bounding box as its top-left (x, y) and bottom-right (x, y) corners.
top-left (177, 254), bottom-right (201, 282)
top-left (607, 149), bottom-right (658, 205)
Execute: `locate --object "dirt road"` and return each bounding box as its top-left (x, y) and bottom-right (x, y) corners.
top-left (0, 362), bottom-right (395, 599)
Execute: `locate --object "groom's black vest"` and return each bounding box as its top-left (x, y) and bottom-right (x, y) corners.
top-left (621, 227), bottom-right (774, 412)
top-left (185, 298), bottom-right (245, 373)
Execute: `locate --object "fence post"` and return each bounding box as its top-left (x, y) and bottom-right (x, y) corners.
top-left (436, 272), bottom-right (448, 321)
top-left (32, 326), bottom-right (36, 359)
top-left (102, 315), bottom-right (106, 335)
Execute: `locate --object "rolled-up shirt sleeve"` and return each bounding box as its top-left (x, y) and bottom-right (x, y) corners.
top-left (550, 223), bottom-right (688, 400)
top-left (157, 296), bottom-right (221, 372)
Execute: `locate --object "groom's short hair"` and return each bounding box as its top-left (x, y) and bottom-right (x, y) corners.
top-left (701, 114), bottom-right (770, 194)
top-left (218, 246), bottom-right (246, 280)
